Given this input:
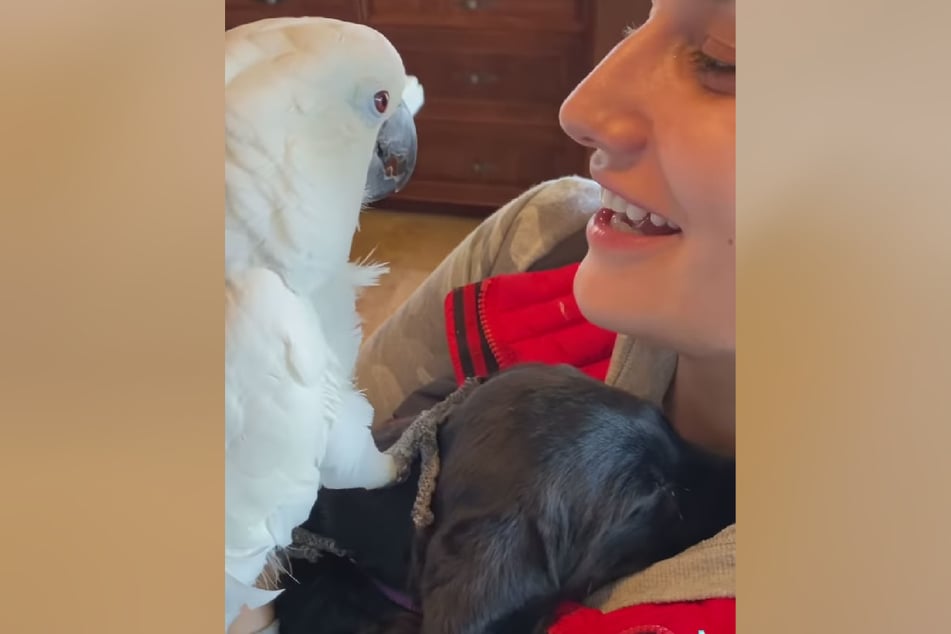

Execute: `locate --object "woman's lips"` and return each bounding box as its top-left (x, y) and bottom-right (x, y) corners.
top-left (586, 208), bottom-right (683, 255)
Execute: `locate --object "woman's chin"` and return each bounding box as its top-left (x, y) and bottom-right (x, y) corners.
top-left (574, 257), bottom-right (661, 338)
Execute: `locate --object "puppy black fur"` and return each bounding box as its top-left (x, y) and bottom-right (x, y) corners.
top-left (276, 363), bottom-right (735, 634)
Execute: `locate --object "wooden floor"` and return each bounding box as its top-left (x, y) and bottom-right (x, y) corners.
top-left (349, 209), bottom-right (481, 338)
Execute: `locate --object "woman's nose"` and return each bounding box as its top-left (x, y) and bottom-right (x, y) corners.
top-left (559, 42), bottom-right (652, 161)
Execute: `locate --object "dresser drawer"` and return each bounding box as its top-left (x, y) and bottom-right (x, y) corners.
top-left (402, 49), bottom-right (576, 106)
top-left (412, 120), bottom-right (581, 189)
top-left (368, 0), bottom-right (584, 31)
top-left (225, 0), bottom-right (360, 29)
top-left (381, 27), bottom-right (585, 107)
top-left (442, 0), bottom-right (583, 28)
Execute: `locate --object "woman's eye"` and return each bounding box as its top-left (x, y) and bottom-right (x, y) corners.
top-left (691, 50), bottom-right (735, 74)
top-left (373, 90), bottom-right (390, 114)
top-left (690, 51), bottom-right (736, 95)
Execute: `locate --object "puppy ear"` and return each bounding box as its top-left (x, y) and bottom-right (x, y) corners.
top-left (416, 518), bottom-right (559, 634)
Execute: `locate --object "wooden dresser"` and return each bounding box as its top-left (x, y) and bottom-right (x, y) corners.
top-left (225, 0), bottom-right (648, 216)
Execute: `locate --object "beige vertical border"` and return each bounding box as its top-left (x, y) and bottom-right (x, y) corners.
top-left (739, 0), bottom-right (951, 631)
top-left (0, 0), bottom-right (223, 631)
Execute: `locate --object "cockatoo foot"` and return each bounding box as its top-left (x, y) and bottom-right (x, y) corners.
top-left (393, 456), bottom-right (413, 483)
top-left (321, 385), bottom-right (401, 489)
top-left (358, 449), bottom-right (400, 489)
top-left (321, 435), bottom-right (398, 490)
top-left (384, 431), bottom-right (419, 484)
top-left (383, 377), bottom-right (486, 526)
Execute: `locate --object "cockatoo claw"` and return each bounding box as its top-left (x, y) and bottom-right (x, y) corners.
top-left (394, 456), bottom-right (413, 483)
top-left (382, 442), bottom-right (412, 483)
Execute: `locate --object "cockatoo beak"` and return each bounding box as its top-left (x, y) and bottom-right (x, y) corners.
top-left (364, 100), bottom-right (418, 203)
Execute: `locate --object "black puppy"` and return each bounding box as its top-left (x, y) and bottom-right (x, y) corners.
top-left (275, 459), bottom-right (422, 634)
top-left (276, 363), bottom-right (735, 634)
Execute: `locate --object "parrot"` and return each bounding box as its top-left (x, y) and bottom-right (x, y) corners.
top-left (224, 16), bottom-right (420, 633)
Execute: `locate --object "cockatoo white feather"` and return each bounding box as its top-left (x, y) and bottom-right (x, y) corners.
top-left (224, 16), bottom-right (416, 632)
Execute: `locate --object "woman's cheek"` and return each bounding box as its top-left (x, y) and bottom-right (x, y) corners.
top-left (663, 112), bottom-right (735, 221)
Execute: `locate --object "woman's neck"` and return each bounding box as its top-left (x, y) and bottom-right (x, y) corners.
top-left (667, 353), bottom-right (736, 457)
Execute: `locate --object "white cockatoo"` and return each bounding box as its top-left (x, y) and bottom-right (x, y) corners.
top-left (224, 16), bottom-right (420, 633)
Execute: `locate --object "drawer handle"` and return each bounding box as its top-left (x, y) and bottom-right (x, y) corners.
top-left (466, 71), bottom-right (499, 86)
top-left (256, 0), bottom-right (285, 4)
top-left (460, 0), bottom-right (492, 11)
top-left (471, 161), bottom-right (496, 175)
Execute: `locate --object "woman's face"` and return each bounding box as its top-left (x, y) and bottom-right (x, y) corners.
top-left (560, 0), bottom-right (735, 358)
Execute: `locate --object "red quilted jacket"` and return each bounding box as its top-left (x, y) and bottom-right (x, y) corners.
top-left (444, 262), bottom-right (617, 383)
top-left (443, 263), bottom-right (735, 634)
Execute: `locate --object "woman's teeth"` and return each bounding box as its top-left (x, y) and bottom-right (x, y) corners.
top-left (600, 188), bottom-right (680, 233)
top-left (609, 212), bottom-right (639, 233)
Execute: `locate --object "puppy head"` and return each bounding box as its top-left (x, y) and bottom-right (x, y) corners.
top-left (432, 363), bottom-right (734, 596)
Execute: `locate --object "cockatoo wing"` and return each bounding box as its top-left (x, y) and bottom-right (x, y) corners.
top-left (225, 267), bottom-right (337, 587)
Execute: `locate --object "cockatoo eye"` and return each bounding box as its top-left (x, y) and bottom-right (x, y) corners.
top-left (373, 90), bottom-right (389, 114)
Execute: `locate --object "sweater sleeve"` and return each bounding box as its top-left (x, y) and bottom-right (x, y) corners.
top-left (442, 263), bottom-right (617, 384)
top-left (549, 598), bottom-right (735, 634)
